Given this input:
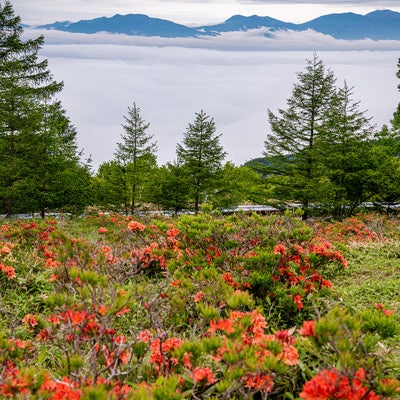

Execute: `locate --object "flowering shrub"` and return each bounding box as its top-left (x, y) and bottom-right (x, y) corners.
top-left (0, 213), bottom-right (398, 398)
top-left (300, 367), bottom-right (381, 400)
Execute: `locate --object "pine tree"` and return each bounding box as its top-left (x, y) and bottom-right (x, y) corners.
top-left (0, 0), bottom-right (63, 216)
top-left (33, 101), bottom-right (93, 217)
top-left (265, 54), bottom-right (336, 219)
top-left (114, 103), bottom-right (157, 214)
top-left (176, 110), bottom-right (226, 214)
top-left (317, 82), bottom-right (376, 219)
top-left (369, 59), bottom-right (400, 211)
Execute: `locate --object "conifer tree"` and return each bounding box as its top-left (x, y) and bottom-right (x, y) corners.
top-left (369, 59), bottom-right (400, 210)
top-left (265, 54), bottom-right (336, 219)
top-left (114, 102), bottom-right (157, 214)
top-left (0, 0), bottom-right (63, 216)
top-left (317, 82), bottom-right (376, 219)
top-left (176, 110), bottom-right (226, 214)
top-left (33, 101), bottom-right (93, 217)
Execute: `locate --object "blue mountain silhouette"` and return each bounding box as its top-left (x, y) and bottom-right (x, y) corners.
top-left (37, 10), bottom-right (400, 40)
top-left (38, 14), bottom-right (205, 38)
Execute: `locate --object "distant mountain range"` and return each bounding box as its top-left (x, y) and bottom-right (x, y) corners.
top-left (37, 9), bottom-right (400, 41)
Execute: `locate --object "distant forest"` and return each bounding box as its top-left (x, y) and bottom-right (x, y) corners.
top-left (1, 1), bottom-right (399, 220)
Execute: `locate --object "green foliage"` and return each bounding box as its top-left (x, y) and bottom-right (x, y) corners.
top-left (101, 102), bottom-right (158, 214)
top-left (265, 53), bottom-right (337, 219)
top-left (316, 82), bottom-right (376, 220)
top-left (0, 2), bottom-right (92, 217)
top-left (176, 110), bottom-right (226, 214)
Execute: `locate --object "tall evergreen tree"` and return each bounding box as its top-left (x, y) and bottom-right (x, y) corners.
top-left (114, 102), bottom-right (157, 214)
top-left (0, 0), bottom-right (63, 216)
top-left (317, 82), bottom-right (376, 219)
top-left (265, 54), bottom-right (336, 219)
top-left (369, 59), bottom-right (400, 210)
top-left (33, 101), bottom-right (93, 217)
top-left (176, 110), bottom-right (226, 214)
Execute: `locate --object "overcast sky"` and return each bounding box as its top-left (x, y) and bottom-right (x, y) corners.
top-left (13, 0), bottom-right (400, 26)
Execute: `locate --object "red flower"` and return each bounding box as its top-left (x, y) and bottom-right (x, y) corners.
top-left (375, 303), bottom-right (394, 316)
top-left (194, 291), bottom-right (205, 302)
top-left (0, 263), bottom-right (16, 279)
top-left (299, 320), bottom-right (316, 337)
top-left (98, 226), bottom-right (107, 233)
top-left (278, 343), bottom-right (299, 366)
top-left (138, 329), bottom-right (152, 343)
top-left (209, 318), bottom-right (235, 334)
top-left (119, 350), bottom-right (131, 364)
top-left (128, 221), bottom-right (146, 231)
top-left (293, 294), bottom-right (304, 310)
top-left (115, 307), bottom-right (130, 317)
top-left (300, 368), bottom-right (381, 400)
top-left (97, 305), bottom-right (108, 315)
top-left (22, 314), bottom-right (38, 328)
top-left (274, 243), bottom-right (287, 255)
top-left (62, 310), bottom-right (87, 326)
top-left (193, 367), bottom-right (217, 384)
top-left (37, 329), bottom-right (51, 341)
top-left (182, 352), bottom-right (193, 369)
top-left (244, 373), bottom-right (274, 392)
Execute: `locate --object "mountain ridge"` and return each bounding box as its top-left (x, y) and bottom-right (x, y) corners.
top-left (37, 9), bottom-right (400, 40)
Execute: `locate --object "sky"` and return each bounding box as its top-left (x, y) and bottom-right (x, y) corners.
top-left (13, 0), bottom-right (400, 26)
top-left (10, 1), bottom-right (400, 169)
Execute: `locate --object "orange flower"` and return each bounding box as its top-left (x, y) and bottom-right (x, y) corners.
top-left (0, 245), bottom-right (11, 254)
top-left (293, 294), bottom-right (304, 310)
top-left (244, 373), bottom-right (274, 392)
top-left (375, 303), bottom-right (394, 316)
top-left (299, 320), bottom-right (316, 337)
top-left (119, 350), bottom-right (131, 364)
top-left (138, 329), bottom-right (152, 343)
top-left (37, 329), bottom-right (50, 341)
top-left (194, 291), bottom-right (205, 302)
top-left (62, 310), bottom-right (88, 326)
top-left (192, 367), bottom-right (216, 384)
top-left (22, 314), bottom-right (38, 328)
top-left (128, 221), bottom-right (146, 231)
top-left (278, 343), bottom-right (299, 366)
top-left (48, 315), bottom-right (61, 325)
top-left (300, 368), bottom-right (381, 400)
top-left (97, 305), bottom-right (108, 315)
top-left (115, 307), bottom-right (130, 317)
top-left (274, 243), bottom-right (287, 255)
top-left (98, 226), bottom-right (107, 233)
top-left (209, 318), bottom-right (235, 334)
top-left (0, 263), bottom-right (16, 279)
top-left (182, 352), bottom-right (193, 369)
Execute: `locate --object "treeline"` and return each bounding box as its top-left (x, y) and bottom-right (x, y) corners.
top-left (1, 1), bottom-right (399, 219)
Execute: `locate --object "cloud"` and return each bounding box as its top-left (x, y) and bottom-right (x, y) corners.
top-left (26, 28), bottom-right (400, 52)
top-left (22, 29), bottom-right (400, 170)
top-left (244, 0), bottom-right (400, 4)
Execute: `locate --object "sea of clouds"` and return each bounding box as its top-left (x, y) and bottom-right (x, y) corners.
top-left (25, 28), bottom-right (400, 169)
